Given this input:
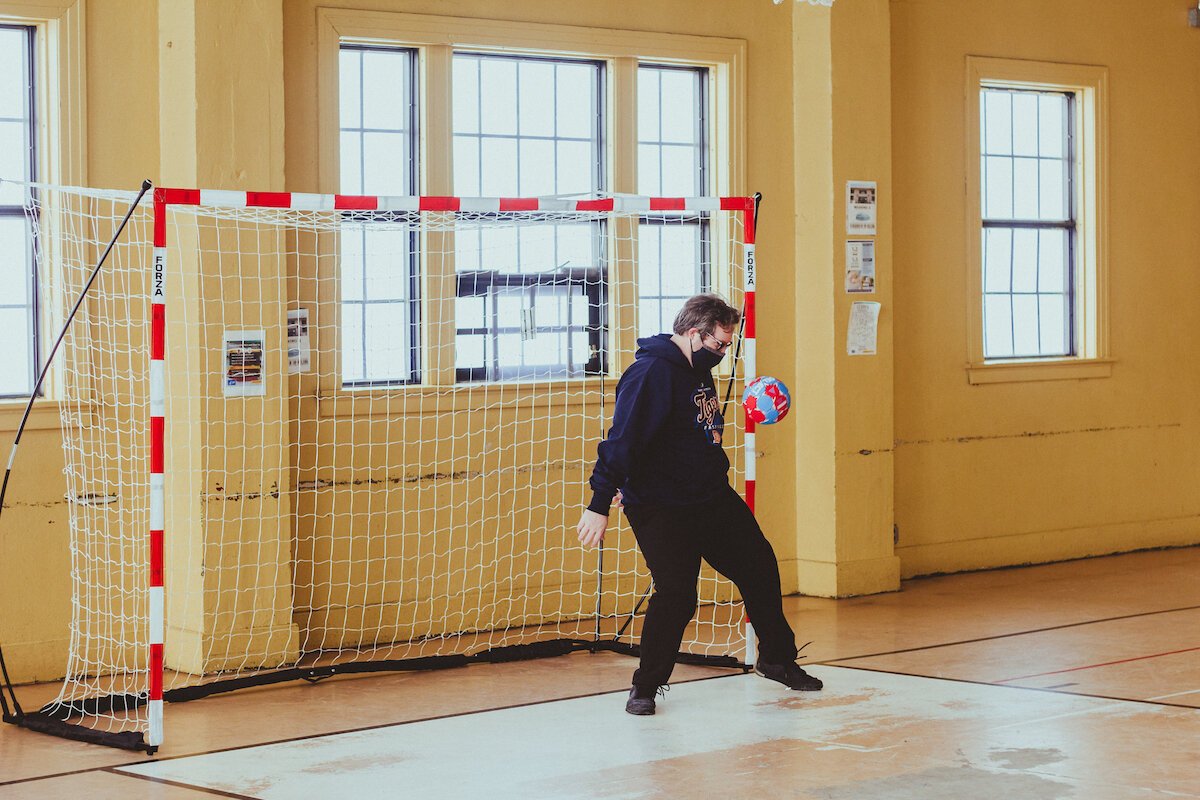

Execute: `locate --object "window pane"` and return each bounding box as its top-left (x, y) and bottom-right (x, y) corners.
top-left (480, 137), bottom-right (518, 196)
top-left (479, 58), bottom-right (518, 136)
top-left (0, 120), bottom-right (28, 204)
top-left (363, 303), bottom-right (410, 381)
top-left (480, 226), bottom-right (519, 272)
top-left (638, 68), bottom-right (660, 143)
top-left (1011, 294), bottom-right (1040, 355)
top-left (1038, 229), bottom-right (1067, 293)
top-left (983, 295), bottom-right (1014, 358)
top-left (555, 140), bottom-right (593, 196)
top-left (1039, 294), bottom-right (1068, 355)
top-left (456, 334), bottom-right (485, 369)
top-left (518, 61), bottom-right (555, 137)
top-left (339, 228), bottom-right (364, 302)
top-left (340, 133), bottom-right (362, 194)
top-left (556, 225), bottom-right (594, 269)
top-left (638, 227), bottom-right (662, 295)
top-left (361, 51), bottom-right (408, 130)
top-left (497, 333), bottom-right (521, 368)
top-left (341, 303), bottom-right (365, 383)
top-left (361, 132), bottom-right (408, 195)
top-left (0, 216), bottom-right (28, 299)
top-left (659, 70), bottom-right (697, 144)
top-left (983, 228), bottom-right (1012, 294)
top-left (1011, 228), bottom-right (1038, 293)
top-left (363, 228), bottom-right (411, 301)
top-left (637, 143), bottom-right (661, 196)
top-left (457, 296), bottom-right (485, 329)
top-left (453, 57), bottom-right (479, 135)
top-left (984, 156), bottom-right (1013, 218)
top-left (1039, 159), bottom-right (1066, 220)
top-left (0, 307), bottom-right (29, 395)
top-left (519, 138), bottom-right (555, 197)
top-left (1039, 94), bottom-right (1065, 158)
top-left (661, 145), bottom-right (699, 197)
top-left (453, 135), bottom-right (480, 197)
top-left (0, 29), bottom-right (27, 120)
top-left (983, 90), bottom-right (1012, 156)
top-left (555, 63), bottom-right (593, 139)
top-left (659, 297), bottom-right (687, 333)
top-left (1011, 93), bottom-right (1038, 157)
top-left (1013, 158), bottom-right (1038, 219)
top-left (518, 225), bottom-right (554, 273)
top-left (660, 226), bottom-right (701, 295)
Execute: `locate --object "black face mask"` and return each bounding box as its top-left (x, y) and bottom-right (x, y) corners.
top-left (691, 339), bottom-right (726, 372)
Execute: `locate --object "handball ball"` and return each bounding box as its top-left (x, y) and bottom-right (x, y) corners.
top-left (742, 376), bottom-right (791, 425)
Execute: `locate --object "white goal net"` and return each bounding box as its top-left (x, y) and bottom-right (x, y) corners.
top-left (6, 184), bottom-right (756, 751)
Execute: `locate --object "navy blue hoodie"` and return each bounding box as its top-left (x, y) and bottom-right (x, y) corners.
top-left (587, 334), bottom-right (729, 514)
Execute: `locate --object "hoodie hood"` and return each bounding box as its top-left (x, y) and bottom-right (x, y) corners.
top-left (634, 333), bottom-right (695, 371)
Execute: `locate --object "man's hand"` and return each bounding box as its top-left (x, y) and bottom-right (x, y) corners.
top-left (576, 509), bottom-right (609, 548)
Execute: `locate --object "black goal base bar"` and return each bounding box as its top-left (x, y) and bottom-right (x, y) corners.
top-left (7, 637), bottom-right (748, 754)
top-left (4, 709), bottom-right (153, 753)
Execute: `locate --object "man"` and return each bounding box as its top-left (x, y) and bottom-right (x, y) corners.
top-left (577, 293), bottom-right (822, 716)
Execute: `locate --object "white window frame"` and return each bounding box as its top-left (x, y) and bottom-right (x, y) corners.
top-left (0, 0), bottom-right (85, 430)
top-left (314, 9), bottom-right (745, 416)
top-left (965, 56), bottom-right (1110, 385)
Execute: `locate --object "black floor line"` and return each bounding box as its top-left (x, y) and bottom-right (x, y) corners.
top-left (101, 768), bottom-right (257, 799)
top-left (829, 663), bottom-right (1200, 710)
top-left (823, 604), bottom-right (1200, 664)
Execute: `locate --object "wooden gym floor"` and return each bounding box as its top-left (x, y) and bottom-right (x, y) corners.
top-left (1, 546), bottom-right (1197, 799)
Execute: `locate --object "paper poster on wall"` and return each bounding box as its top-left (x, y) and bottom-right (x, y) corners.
top-left (846, 181), bottom-right (878, 235)
top-left (287, 309), bottom-right (311, 374)
top-left (223, 330), bottom-right (266, 397)
top-left (847, 302), bottom-right (881, 356)
top-left (845, 240), bottom-right (876, 293)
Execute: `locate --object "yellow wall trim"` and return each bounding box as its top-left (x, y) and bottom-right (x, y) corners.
top-left (898, 515), bottom-right (1200, 579)
top-left (966, 357), bottom-right (1114, 385)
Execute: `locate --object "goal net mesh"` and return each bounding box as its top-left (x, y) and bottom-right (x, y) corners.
top-left (18, 184), bottom-right (752, 743)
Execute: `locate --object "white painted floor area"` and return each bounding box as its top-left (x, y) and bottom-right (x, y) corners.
top-left (115, 665), bottom-right (1200, 799)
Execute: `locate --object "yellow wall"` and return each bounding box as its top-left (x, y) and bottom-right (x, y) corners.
top-left (3, 0), bottom-right (1199, 685)
top-left (891, 0), bottom-right (1200, 576)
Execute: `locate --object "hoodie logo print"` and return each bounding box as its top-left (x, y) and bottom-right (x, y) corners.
top-left (693, 388), bottom-right (723, 445)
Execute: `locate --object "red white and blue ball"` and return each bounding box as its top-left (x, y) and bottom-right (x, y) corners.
top-left (742, 376), bottom-right (791, 425)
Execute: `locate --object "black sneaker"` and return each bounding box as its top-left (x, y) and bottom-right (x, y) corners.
top-left (755, 661), bottom-right (823, 691)
top-left (625, 684), bottom-right (664, 715)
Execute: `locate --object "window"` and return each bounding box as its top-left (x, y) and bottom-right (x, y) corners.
top-left (0, 25), bottom-right (35, 397)
top-left (637, 64), bottom-right (708, 338)
top-left (965, 57), bottom-right (1109, 384)
top-left (980, 88), bottom-right (1073, 359)
top-left (338, 45), bottom-right (420, 385)
top-left (320, 10), bottom-right (745, 397)
top-left (451, 53), bottom-right (605, 383)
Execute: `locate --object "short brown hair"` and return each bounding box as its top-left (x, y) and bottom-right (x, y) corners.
top-left (672, 293), bottom-right (741, 335)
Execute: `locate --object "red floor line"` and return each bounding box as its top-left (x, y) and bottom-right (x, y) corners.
top-left (996, 645), bottom-right (1200, 683)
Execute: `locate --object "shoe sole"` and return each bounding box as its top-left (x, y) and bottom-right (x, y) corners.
top-left (625, 706), bottom-right (655, 716)
top-left (754, 665), bottom-right (823, 692)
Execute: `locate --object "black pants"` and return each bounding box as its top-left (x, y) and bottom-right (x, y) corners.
top-left (623, 484), bottom-right (798, 688)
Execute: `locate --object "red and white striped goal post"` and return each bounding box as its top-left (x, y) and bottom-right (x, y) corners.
top-left (147, 190), bottom-right (759, 746)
